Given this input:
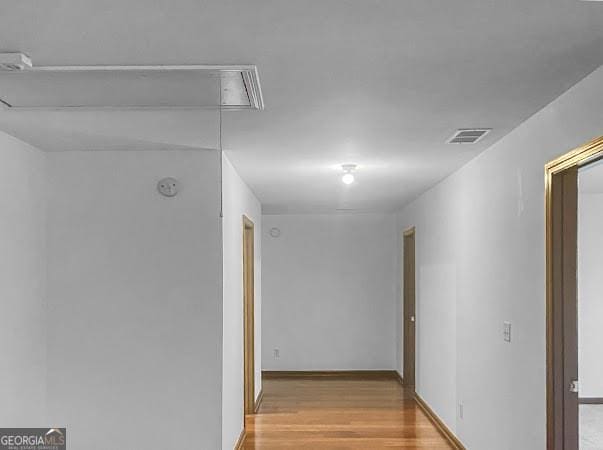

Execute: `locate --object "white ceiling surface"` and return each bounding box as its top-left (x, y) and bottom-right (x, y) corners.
top-left (0, 1), bottom-right (602, 213)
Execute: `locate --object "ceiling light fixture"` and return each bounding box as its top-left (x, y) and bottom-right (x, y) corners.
top-left (341, 164), bottom-right (357, 185)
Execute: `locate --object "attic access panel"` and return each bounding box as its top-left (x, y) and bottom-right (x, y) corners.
top-left (0, 65), bottom-right (263, 110)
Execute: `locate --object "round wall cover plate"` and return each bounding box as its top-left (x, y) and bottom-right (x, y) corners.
top-left (269, 227), bottom-right (281, 238)
top-left (157, 177), bottom-right (179, 197)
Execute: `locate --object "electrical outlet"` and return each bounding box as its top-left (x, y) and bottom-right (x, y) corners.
top-left (273, 348), bottom-right (280, 359)
top-left (503, 321), bottom-right (512, 343)
top-left (459, 402), bottom-right (464, 419)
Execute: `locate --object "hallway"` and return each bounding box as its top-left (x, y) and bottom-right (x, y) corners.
top-left (1, 2), bottom-right (602, 448)
top-left (241, 375), bottom-right (453, 449)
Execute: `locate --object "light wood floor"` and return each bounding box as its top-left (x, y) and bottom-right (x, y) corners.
top-left (241, 376), bottom-right (453, 449)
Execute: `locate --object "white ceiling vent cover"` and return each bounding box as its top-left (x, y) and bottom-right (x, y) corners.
top-left (448, 128), bottom-right (491, 144)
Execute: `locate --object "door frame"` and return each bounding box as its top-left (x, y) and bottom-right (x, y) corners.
top-left (242, 215), bottom-right (255, 417)
top-left (545, 136), bottom-right (603, 449)
top-left (402, 227), bottom-right (416, 388)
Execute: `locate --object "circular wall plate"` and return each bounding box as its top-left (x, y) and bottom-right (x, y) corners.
top-left (269, 227), bottom-right (281, 238)
top-left (157, 177), bottom-right (179, 197)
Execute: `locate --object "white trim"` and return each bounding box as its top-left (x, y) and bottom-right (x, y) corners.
top-left (27, 64), bottom-right (257, 72)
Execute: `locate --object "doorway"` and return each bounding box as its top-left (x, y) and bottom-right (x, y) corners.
top-left (243, 216), bottom-right (255, 416)
top-left (403, 227), bottom-right (416, 388)
top-left (546, 136), bottom-right (603, 450)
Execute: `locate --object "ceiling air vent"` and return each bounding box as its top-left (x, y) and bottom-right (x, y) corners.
top-left (447, 128), bottom-right (491, 144)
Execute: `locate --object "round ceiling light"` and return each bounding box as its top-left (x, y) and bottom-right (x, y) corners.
top-left (342, 173), bottom-right (355, 185)
top-left (341, 164), bottom-right (357, 185)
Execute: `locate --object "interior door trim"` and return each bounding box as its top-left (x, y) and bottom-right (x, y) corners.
top-left (403, 226), bottom-right (416, 388)
top-left (242, 215), bottom-right (255, 418)
top-left (545, 135), bottom-right (603, 449)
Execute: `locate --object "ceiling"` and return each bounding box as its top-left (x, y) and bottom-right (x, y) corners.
top-left (0, 69), bottom-right (253, 108)
top-left (0, 0), bottom-right (602, 213)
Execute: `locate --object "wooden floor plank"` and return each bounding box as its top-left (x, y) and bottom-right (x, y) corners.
top-left (241, 377), bottom-right (453, 449)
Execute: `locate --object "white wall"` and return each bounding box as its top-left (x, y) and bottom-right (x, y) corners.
top-left (221, 154), bottom-right (262, 450)
top-left (262, 213), bottom-right (397, 370)
top-left (396, 65), bottom-right (603, 449)
top-left (578, 192), bottom-right (603, 399)
top-left (46, 150), bottom-right (223, 449)
top-left (0, 131), bottom-right (47, 427)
